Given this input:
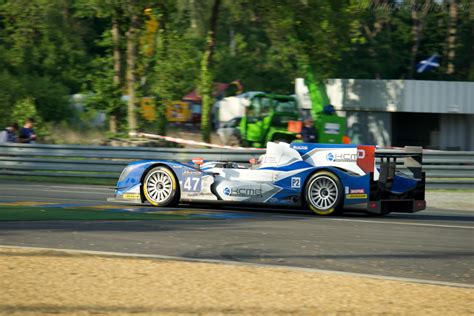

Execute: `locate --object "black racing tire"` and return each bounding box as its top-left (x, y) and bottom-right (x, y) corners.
top-left (304, 171), bottom-right (343, 216)
top-left (142, 166), bottom-right (179, 207)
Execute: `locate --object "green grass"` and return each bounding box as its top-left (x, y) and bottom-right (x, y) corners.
top-left (0, 206), bottom-right (201, 221)
top-left (0, 175), bottom-right (116, 186)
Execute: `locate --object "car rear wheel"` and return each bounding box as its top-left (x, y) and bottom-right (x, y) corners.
top-left (305, 171), bottom-right (342, 216)
top-left (143, 166), bottom-right (179, 207)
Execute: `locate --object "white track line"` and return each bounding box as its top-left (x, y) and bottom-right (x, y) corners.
top-left (1, 245), bottom-right (472, 289)
top-left (321, 218), bottom-right (473, 230)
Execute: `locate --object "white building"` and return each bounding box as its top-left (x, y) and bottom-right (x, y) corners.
top-left (325, 79), bottom-right (474, 150)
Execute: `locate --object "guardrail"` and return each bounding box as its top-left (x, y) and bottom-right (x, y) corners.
top-left (0, 143), bottom-right (472, 189)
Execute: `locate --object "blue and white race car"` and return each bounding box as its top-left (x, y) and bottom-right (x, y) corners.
top-left (110, 142), bottom-right (426, 216)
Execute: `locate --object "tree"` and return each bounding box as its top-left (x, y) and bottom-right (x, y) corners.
top-left (409, 0), bottom-right (431, 78)
top-left (0, 0), bottom-right (90, 126)
top-left (74, 0), bottom-right (127, 133)
top-left (446, 0), bottom-right (458, 75)
top-left (126, 8), bottom-right (140, 134)
top-left (199, 0), bottom-right (221, 143)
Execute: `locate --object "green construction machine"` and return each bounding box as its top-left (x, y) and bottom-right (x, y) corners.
top-left (237, 91), bottom-right (347, 147)
top-left (239, 93), bottom-right (299, 148)
top-left (218, 77), bottom-right (348, 147)
top-left (301, 72), bottom-right (347, 144)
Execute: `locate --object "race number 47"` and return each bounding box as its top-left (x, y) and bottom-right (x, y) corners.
top-left (184, 176), bottom-right (201, 192)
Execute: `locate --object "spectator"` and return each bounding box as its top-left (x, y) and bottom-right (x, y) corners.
top-left (300, 118), bottom-right (319, 143)
top-left (19, 118), bottom-right (37, 143)
top-left (0, 122), bottom-right (19, 143)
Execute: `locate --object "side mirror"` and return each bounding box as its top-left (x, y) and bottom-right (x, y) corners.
top-left (192, 157), bottom-right (204, 169)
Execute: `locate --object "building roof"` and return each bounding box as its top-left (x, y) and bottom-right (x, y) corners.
top-left (326, 79), bottom-right (474, 114)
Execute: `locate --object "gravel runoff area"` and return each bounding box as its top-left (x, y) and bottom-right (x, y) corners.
top-left (426, 191), bottom-right (473, 211)
top-left (1, 247), bottom-right (473, 315)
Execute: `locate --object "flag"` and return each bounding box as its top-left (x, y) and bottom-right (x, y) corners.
top-left (416, 55), bottom-right (440, 73)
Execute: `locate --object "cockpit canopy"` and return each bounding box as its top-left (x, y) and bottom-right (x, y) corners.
top-left (258, 142), bottom-right (302, 168)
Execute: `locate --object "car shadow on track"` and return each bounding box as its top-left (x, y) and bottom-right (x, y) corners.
top-left (179, 203), bottom-right (474, 223)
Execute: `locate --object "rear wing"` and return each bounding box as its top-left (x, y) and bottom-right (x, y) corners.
top-left (376, 146), bottom-right (423, 180)
top-left (369, 146), bottom-right (426, 214)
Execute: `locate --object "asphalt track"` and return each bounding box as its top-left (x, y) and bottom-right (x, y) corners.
top-left (0, 181), bottom-right (473, 285)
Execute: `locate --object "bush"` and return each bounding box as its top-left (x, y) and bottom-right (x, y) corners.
top-left (11, 98), bottom-right (49, 140)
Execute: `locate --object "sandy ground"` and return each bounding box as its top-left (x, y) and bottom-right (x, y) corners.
top-left (1, 247), bottom-right (473, 315)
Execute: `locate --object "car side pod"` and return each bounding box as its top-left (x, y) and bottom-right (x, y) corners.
top-left (367, 146), bottom-right (426, 215)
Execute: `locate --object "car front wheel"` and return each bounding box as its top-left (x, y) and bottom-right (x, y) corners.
top-left (143, 166), bottom-right (179, 207)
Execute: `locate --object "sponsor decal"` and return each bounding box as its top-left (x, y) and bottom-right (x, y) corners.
top-left (183, 169), bottom-right (201, 175)
top-left (123, 193), bottom-right (140, 199)
top-left (183, 192), bottom-right (202, 197)
top-left (350, 188), bottom-right (365, 194)
top-left (223, 187), bottom-right (263, 197)
top-left (345, 186), bottom-right (349, 194)
top-left (346, 193), bottom-right (368, 199)
top-left (326, 152), bottom-right (357, 163)
top-left (326, 153), bottom-right (335, 161)
top-left (291, 177), bottom-right (301, 188)
top-left (293, 145), bottom-right (308, 150)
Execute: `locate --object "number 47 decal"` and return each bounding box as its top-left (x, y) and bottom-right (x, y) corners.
top-left (184, 176), bottom-right (201, 192)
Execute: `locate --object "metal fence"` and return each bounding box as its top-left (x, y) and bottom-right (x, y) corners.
top-left (0, 143), bottom-right (473, 189)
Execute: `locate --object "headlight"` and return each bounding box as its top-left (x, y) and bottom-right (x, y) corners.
top-left (118, 165), bottom-right (134, 183)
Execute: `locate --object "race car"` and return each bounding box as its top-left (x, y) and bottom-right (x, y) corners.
top-left (109, 142), bottom-right (426, 216)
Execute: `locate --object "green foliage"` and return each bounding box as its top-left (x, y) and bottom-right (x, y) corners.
top-left (0, 0), bottom-right (94, 130)
top-left (199, 47), bottom-right (213, 143)
top-left (0, 0), bottom-right (472, 142)
top-left (150, 33), bottom-right (203, 101)
top-left (156, 101), bottom-right (167, 136)
top-left (11, 98), bottom-right (49, 138)
top-left (82, 56), bottom-right (124, 116)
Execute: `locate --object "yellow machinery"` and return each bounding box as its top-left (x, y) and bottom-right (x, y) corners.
top-left (165, 101), bottom-right (191, 122)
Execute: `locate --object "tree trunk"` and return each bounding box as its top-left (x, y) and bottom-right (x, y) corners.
top-left (189, 0), bottom-right (198, 34)
top-left (229, 28), bottom-right (236, 56)
top-left (446, 0), bottom-right (457, 75)
top-left (126, 14), bottom-right (139, 134)
top-left (110, 16), bottom-right (121, 134)
top-left (200, 0), bottom-right (221, 143)
top-left (409, 0), bottom-right (431, 78)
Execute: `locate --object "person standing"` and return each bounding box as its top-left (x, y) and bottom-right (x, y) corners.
top-left (19, 118), bottom-right (37, 143)
top-left (300, 118), bottom-right (319, 143)
top-left (0, 123), bottom-right (19, 143)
